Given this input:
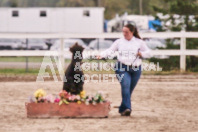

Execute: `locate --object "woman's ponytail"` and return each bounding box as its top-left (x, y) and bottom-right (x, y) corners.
top-left (124, 24), bottom-right (141, 39)
top-left (133, 27), bottom-right (141, 39)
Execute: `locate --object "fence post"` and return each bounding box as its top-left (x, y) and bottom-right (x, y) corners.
top-left (180, 31), bottom-right (186, 72)
top-left (25, 38), bottom-right (29, 72)
top-left (59, 37), bottom-right (65, 73)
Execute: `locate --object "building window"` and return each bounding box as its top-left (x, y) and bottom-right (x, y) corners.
top-left (40, 11), bottom-right (47, 17)
top-left (83, 10), bottom-right (90, 17)
top-left (12, 11), bottom-right (19, 17)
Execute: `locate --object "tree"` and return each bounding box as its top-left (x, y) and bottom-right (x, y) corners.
top-left (150, 0), bottom-right (198, 72)
top-left (101, 0), bottom-right (130, 19)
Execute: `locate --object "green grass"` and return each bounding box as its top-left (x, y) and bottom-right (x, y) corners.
top-left (0, 57), bottom-right (73, 63)
top-left (0, 57), bottom-right (117, 63)
top-left (142, 70), bottom-right (198, 75)
top-left (0, 59), bottom-right (197, 75)
top-left (0, 68), bottom-right (40, 75)
top-left (0, 68), bottom-right (197, 76)
top-left (0, 68), bottom-right (55, 75)
top-left (0, 57), bottom-right (43, 62)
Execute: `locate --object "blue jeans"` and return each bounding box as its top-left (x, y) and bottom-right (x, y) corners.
top-left (115, 62), bottom-right (141, 113)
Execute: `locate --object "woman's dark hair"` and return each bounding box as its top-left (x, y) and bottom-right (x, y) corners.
top-left (124, 24), bottom-right (141, 39)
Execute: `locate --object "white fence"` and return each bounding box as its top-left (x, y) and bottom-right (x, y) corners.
top-left (0, 32), bottom-right (198, 71)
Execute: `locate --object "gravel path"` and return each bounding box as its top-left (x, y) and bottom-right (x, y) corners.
top-left (0, 75), bottom-right (198, 132)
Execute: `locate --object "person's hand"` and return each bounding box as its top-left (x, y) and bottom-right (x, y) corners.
top-left (95, 55), bottom-right (102, 59)
top-left (137, 51), bottom-right (142, 58)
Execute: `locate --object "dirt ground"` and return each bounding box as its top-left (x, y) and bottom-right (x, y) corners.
top-left (0, 75), bottom-right (198, 132)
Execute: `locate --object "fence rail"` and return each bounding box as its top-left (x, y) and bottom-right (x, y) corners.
top-left (0, 32), bottom-right (198, 71)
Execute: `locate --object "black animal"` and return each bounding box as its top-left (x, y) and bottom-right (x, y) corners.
top-left (63, 43), bottom-right (84, 95)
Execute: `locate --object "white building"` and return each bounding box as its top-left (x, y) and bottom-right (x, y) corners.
top-left (0, 7), bottom-right (105, 33)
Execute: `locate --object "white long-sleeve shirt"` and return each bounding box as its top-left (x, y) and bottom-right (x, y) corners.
top-left (101, 36), bottom-right (151, 66)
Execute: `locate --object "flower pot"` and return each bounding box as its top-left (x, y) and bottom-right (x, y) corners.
top-left (25, 102), bottom-right (111, 118)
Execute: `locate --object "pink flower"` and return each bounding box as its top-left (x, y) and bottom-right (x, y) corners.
top-left (68, 96), bottom-right (72, 101)
top-left (76, 95), bottom-right (80, 100)
top-left (88, 96), bottom-right (93, 101)
top-left (44, 94), bottom-right (54, 103)
top-left (54, 98), bottom-right (60, 103)
top-left (70, 95), bottom-right (76, 101)
top-left (59, 90), bottom-right (70, 99)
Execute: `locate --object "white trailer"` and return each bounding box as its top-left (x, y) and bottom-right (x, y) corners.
top-left (0, 7), bottom-right (105, 33)
top-left (107, 13), bottom-right (152, 32)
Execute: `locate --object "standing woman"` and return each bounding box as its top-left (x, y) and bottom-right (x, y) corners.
top-left (98, 24), bottom-right (151, 116)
